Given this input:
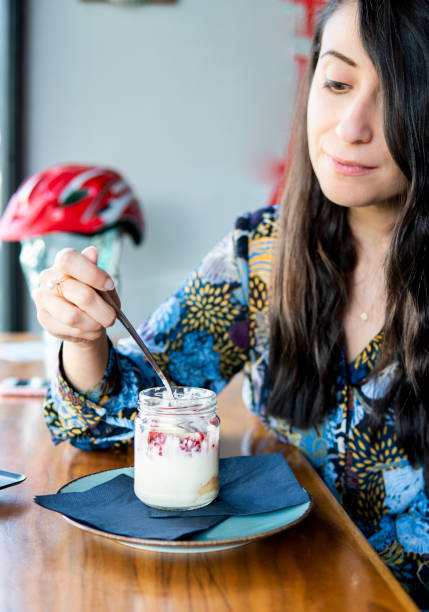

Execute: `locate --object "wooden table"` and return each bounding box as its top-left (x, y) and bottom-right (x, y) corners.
top-left (0, 334), bottom-right (418, 611)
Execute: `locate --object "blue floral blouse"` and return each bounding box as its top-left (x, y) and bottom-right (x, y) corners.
top-left (44, 206), bottom-right (429, 608)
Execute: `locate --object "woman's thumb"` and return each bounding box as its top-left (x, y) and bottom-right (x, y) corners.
top-left (81, 245), bottom-right (98, 264)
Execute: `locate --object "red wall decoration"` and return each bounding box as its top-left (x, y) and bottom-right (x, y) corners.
top-left (268, 0), bottom-right (326, 205)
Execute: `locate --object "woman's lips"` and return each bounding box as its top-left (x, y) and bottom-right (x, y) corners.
top-left (326, 153), bottom-right (376, 176)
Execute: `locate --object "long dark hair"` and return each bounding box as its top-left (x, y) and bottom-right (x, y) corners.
top-left (267, 0), bottom-right (429, 477)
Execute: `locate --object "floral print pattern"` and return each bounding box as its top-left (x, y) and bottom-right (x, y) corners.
top-left (44, 206), bottom-right (429, 609)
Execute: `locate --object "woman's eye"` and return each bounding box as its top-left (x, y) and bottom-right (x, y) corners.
top-left (323, 79), bottom-right (350, 93)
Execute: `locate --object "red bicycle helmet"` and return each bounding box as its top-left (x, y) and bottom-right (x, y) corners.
top-left (0, 163), bottom-right (144, 243)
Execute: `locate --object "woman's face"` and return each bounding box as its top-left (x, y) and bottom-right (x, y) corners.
top-left (307, 1), bottom-right (407, 210)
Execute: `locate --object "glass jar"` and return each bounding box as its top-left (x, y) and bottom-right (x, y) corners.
top-left (134, 386), bottom-right (220, 510)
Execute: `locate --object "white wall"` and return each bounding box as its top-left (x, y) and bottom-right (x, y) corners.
top-left (24, 0), bottom-right (309, 331)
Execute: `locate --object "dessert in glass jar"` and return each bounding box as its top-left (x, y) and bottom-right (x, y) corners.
top-left (134, 386), bottom-right (220, 510)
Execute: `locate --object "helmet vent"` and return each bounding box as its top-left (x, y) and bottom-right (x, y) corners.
top-left (61, 189), bottom-right (89, 206)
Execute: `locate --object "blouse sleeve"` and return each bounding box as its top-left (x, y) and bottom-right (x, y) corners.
top-left (43, 219), bottom-right (251, 449)
top-left (367, 487), bottom-right (429, 608)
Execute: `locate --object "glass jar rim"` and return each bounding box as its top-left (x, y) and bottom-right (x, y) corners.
top-left (138, 386), bottom-right (217, 415)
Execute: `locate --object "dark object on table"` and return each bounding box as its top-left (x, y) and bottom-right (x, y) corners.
top-left (0, 469), bottom-right (26, 490)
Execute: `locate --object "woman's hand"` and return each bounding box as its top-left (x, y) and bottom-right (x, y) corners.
top-left (34, 246), bottom-right (120, 345)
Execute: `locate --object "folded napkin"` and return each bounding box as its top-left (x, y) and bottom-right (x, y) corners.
top-left (36, 475), bottom-right (223, 540)
top-left (34, 453), bottom-right (309, 541)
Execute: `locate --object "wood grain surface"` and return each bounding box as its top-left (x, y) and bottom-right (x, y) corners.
top-left (0, 334), bottom-right (418, 612)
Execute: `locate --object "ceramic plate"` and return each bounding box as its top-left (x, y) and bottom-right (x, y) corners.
top-left (0, 469), bottom-right (26, 490)
top-left (59, 467), bottom-right (313, 553)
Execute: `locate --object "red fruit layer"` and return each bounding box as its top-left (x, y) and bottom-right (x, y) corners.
top-left (147, 431), bottom-right (166, 456)
top-left (147, 430), bottom-right (207, 454)
top-left (179, 432), bottom-right (205, 453)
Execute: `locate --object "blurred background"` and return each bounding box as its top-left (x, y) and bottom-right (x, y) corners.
top-left (0, 0), bottom-right (319, 334)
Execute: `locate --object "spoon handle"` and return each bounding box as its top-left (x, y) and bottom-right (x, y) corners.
top-left (99, 291), bottom-right (175, 399)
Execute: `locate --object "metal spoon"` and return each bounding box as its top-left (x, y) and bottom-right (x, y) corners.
top-left (99, 290), bottom-right (175, 400)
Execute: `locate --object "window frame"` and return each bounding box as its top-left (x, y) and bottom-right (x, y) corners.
top-left (0, 0), bottom-right (24, 331)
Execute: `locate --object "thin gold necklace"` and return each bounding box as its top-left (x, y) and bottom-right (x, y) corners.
top-left (353, 279), bottom-right (385, 322)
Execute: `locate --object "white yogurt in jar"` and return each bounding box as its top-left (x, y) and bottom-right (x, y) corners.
top-left (134, 425), bottom-right (219, 509)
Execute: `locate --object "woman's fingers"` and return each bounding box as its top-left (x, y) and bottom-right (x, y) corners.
top-left (34, 247), bottom-right (121, 342)
top-left (54, 248), bottom-right (115, 291)
top-left (79, 246), bottom-right (121, 309)
top-left (36, 299), bottom-right (105, 343)
top-left (37, 276), bottom-right (116, 329)
top-left (81, 245), bottom-right (98, 264)
top-left (59, 277), bottom-right (117, 328)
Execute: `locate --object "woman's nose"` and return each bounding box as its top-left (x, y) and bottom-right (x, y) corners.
top-left (335, 98), bottom-right (373, 144)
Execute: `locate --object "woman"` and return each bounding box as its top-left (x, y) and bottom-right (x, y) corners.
top-left (34, 0), bottom-right (429, 606)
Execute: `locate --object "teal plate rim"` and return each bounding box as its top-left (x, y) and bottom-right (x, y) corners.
top-left (57, 466), bottom-right (313, 551)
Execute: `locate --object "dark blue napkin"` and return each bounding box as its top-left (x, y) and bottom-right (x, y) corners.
top-left (35, 474), bottom-right (223, 540)
top-left (34, 453), bottom-right (309, 541)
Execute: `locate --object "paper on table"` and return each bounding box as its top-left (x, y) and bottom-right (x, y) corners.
top-left (0, 341), bottom-right (44, 362)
